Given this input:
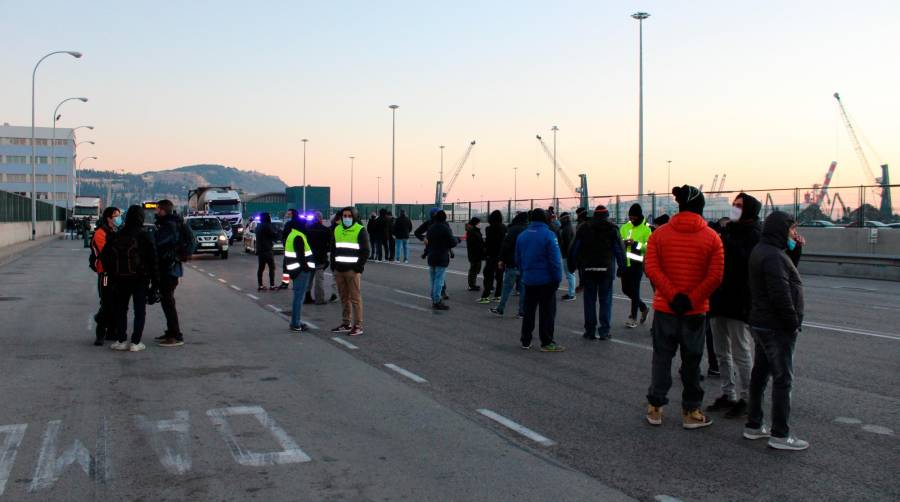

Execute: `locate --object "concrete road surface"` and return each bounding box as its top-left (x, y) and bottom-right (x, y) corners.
top-left (1, 238), bottom-right (898, 501)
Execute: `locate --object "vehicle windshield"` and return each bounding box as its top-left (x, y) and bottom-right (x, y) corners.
top-left (188, 218), bottom-right (223, 231)
top-left (208, 201), bottom-right (240, 214)
top-left (73, 207), bottom-right (96, 216)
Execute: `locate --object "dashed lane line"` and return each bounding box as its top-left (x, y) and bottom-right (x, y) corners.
top-left (384, 364), bottom-right (429, 383)
top-left (567, 330), bottom-right (652, 351)
top-left (476, 409), bottom-right (556, 446)
top-left (230, 285), bottom-right (241, 291)
top-left (207, 272), bottom-right (215, 277)
top-left (383, 298), bottom-right (432, 313)
top-left (266, 304), bottom-right (282, 313)
top-left (246, 293), bottom-right (260, 300)
top-left (217, 278), bottom-right (227, 284)
top-left (393, 289), bottom-right (431, 300)
top-left (802, 322), bottom-right (900, 341)
top-left (331, 337), bottom-right (359, 350)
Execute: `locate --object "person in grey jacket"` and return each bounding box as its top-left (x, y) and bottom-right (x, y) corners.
top-left (744, 211), bottom-right (807, 451)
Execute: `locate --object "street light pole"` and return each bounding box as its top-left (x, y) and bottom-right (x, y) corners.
top-left (69, 125), bottom-right (93, 213)
top-left (666, 159), bottom-right (672, 192)
top-left (301, 138), bottom-right (308, 213)
top-left (389, 105), bottom-right (399, 216)
top-left (632, 11), bottom-right (650, 201)
top-left (513, 167), bottom-right (518, 202)
top-left (50, 97), bottom-right (88, 234)
top-left (376, 176), bottom-right (382, 205)
top-left (77, 156), bottom-right (97, 196)
top-left (349, 155), bottom-right (356, 207)
top-left (31, 50), bottom-right (82, 240)
top-left (551, 126), bottom-right (559, 210)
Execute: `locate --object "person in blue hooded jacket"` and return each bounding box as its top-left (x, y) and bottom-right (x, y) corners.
top-left (515, 208), bottom-right (565, 352)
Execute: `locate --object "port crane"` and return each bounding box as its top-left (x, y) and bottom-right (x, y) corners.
top-left (534, 135), bottom-right (590, 208)
top-left (834, 92), bottom-right (892, 218)
top-left (434, 140), bottom-right (476, 206)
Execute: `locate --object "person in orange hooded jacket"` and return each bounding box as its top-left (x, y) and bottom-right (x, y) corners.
top-left (643, 185), bottom-right (724, 430)
top-left (89, 206), bottom-right (121, 346)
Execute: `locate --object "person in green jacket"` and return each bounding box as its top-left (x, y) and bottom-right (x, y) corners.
top-left (620, 203), bottom-right (652, 328)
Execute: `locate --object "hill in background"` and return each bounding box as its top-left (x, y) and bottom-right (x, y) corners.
top-left (78, 164), bottom-right (287, 209)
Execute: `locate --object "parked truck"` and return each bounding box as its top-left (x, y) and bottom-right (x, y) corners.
top-left (73, 196), bottom-right (102, 234)
top-left (187, 186), bottom-right (245, 242)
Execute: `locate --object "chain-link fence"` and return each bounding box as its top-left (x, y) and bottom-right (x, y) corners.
top-left (0, 189), bottom-right (65, 223)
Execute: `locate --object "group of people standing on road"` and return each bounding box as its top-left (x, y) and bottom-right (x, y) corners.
top-left (366, 209), bottom-right (413, 263)
top-left (403, 184), bottom-right (807, 450)
top-left (89, 200), bottom-right (191, 352)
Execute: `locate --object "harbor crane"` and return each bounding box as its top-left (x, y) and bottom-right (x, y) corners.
top-left (834, 92), bottom-right (892, 218)
top-left (535, 135), bottom-right (590, 208)
top-left (434, 140), bottom-right (476, 206)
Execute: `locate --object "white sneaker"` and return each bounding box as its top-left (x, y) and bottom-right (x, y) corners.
top-left (768, 436), bottom-right (809, 451)
top-left (743, 425), bottom-right (771, 440)
top-left (110, 341), bottom-right (129, 351)
top-left (624, 318), bottom-right (638, 328)
top-left (129, 342), bottom-right (146, 352)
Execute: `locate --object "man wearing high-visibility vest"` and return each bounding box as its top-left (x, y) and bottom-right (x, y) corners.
top-left (329, 207), bottom-right (370, 336)
top-left (284, 222), bottom-right (316, 332)
top-left (621, 203), bottom-right (652, 328)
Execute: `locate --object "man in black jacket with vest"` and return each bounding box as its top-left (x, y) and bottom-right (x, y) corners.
top-left (745, 211), bottom-right (807, 451)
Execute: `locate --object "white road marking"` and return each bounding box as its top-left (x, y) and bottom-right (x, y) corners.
top-left (655, 496), bottom-right (684, 502)
top-left (198, 268), bottom-right (205, 272)
top-left (246, 294), bottom-right (260, 300)
top-left (331, 337), bottom-right (359, 350)
top-left (568, 330), bottom-right (652, 351)
top-left (266, 304), bottom-right (282, 313)
top-left (393, 289), bottom-right (431, 300)
top-left (384, 364), bottom-right (429, 383)
top-left (86, 315), bottom-right (93, 332)
top-left (30, 418), bottom-right (109, 492)
top-left (135, 411), bottom-right (192, 475)
top-left (384, 298), bottom-right (432, 313)
top-left (0, 424), bottom-right (27, 496)
top-left (208, 272), bottom-right (215, 277)
top-left (230, 285), bottom-right (241, 291)
top-left (861, 424), bottom-right (894, 435)
top-left (206, 406), bottom-right (311, 466)
top-left (834, 417), bottom-right (863, 425)
top-left (303, 320), bottom-right (319, 330)
top-left (217, 278), bottom-right (227, 284)
top-left (476, 409), bottom-right (556, 446)
top-left (802, 322), bottom-right (900, 341)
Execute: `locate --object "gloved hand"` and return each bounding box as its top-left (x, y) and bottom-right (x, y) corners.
top-left (669, 293), bottom-right (693, 316)
top-left (147, 288), bottom-right (161, 306)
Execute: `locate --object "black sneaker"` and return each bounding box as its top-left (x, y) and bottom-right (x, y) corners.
top-left (725, 399), bottom-right (748, 419)
top-left (706, 395), bottom-right (737, 412)
top-left (467, 286), bottom-right (481, 292)
top-left (329, 294), bottom-right (338, 303)
top-left (561, 294), bottom-right (576, 302)
top-left (640, 305), bottom-right (650, 324)
top-left (490, 307), bottom-right (504, 316)
top-left (432, 303), bottom-right (450, 311)
top-left (582, 333), bottom-right (595, 340)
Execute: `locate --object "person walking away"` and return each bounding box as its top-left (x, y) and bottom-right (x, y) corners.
top-left (479, 210), bottom-right (506, 304)
top-left (620, 203), bottom-right (652, 328)
top-left (255, 212), bottom-right (278, 290)
top-left (305, 212), bottom-right (332, 304)
top-left (385, 211), bottom-right (396, 262)
top-left (515, 209), bottom-right (564, 352)
top-left (89, 206), bottom-right (121, 346)
top-left (491, 212), bottom-right (528, 317)
top-left (707, 193), bottom-right (762, 419)
top-left (744, 211), bottom-right (808, 450)
top-left (284, 219), bottom-right (316, 331)
top-left (105, 206), bottom-right (158, 352)
top-left (66, 217), bottom-right (76, 240)
top-left (415, 208), bottom-right (449, 301)
top-left (279, 209), bottom-right (301, 289)
top-left (558, 212), bottom-right (577, 301)
top-left (154, 200), bottom-right (193, 347)
top-left (374, 209), bottom-right (391, 261)
top-left (367, 213), bottom-right (381, 260)
top-left (465, 217), bottom-right (484, 292)
top-left (330, 207), bottom-right (370, 335)
top-left (393, 209), bottom-right (413, 263)
top-left (425, 210), bottom-right (457, 310)
top-left (569, 206), bottom-right (625, 340)
top-left (644, 185), bottom-right (724, 429)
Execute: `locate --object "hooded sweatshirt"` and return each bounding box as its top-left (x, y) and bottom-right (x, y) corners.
top-left (748, 211), bottom-right (804, 332)
top-left (710, 193), bottom-right (762, 321)
top-left (484, 210), bottom-right (507, 261)
top-left (644, 211), bottom-right (724, 316)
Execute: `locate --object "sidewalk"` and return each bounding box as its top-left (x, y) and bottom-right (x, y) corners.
top-left (0, 233), bottom-right (65, 268)
top-left (0, 239), bottom-right (633, 501)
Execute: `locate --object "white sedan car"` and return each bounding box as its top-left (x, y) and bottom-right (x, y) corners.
top-left (243, 219), bottom-right (285, 254)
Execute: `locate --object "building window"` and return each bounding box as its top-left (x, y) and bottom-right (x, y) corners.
top-left (54, 156), bottom-right (68, 165)
top-left (5, 155), bottom-right (26, 164)
top-left (54, 175), bottom-right (68, 184)
top-left (34, 139), bottom-right (49, 146)
top-left (53, 139), bottom-right (68, 146)
top-left (34, 156), bottom-right (48, 165)
top-left (6, 174), bottom-right (27, 183)
top-left (54, 192), bottom-right (67, 200)
top-left (34, 174), bottom-right (49, 183)
top-left (10, 138), bottom-right (28, 145)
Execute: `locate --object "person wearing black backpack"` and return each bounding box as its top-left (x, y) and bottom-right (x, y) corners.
top-left (104, 206), bottom-right (159, 352)
top-left (568, 205), bottom-right (626, 340)
top-left (153, 199), bottom-right (193, 347)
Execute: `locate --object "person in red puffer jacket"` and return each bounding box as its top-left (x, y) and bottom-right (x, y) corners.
top-left (643, 185), bottom-right (724, 430)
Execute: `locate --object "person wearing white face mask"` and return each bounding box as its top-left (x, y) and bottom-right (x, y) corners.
top-left (329, 207), bottom-right (371, 336)
top-left (89, 206), bottom-right (122, 346)
top-left (707, 193), bottom-right (762, 420)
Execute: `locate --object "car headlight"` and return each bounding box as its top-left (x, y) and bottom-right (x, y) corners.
top-left (218, 234), bottom-right (227, 241)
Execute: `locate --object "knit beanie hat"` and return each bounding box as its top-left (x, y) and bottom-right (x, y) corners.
top-left (673, 185), bottom-right (705, 215)
top-left (531, 208), bottom-right (548, 223)
top-left (593, 205), bottom-right (610, 221)
top-left (628, 203), bottom-right (643, 218)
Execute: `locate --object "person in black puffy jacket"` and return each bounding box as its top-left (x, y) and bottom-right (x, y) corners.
top-left (480, 210), bottom-right (507, 302)
top-left (425, 210), bottom-right (457, 309)
top-left (465, 217), bottom-right (485, 291)
top-left (491, 212), bottom-right (528, 317)
top-left (745, 211), bottom-right (808, 450)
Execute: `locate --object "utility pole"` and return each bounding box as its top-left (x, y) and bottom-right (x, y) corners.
top-left (666, 160), bottom-right (672, 192)
top-left (389, 105), bottom-right (399, 216)
top-left (551, 126), bottom-right (559, 210)
top-left (513, 167), bottom-right (518, 202)
top-left (301, 138), bottom-right (308, 213)
top-left (349, 155), bottom-right (355, 207)
top-left (376, 176), bottom-right (382, 205)
top-left (632, 11), bottom-right (650, 201)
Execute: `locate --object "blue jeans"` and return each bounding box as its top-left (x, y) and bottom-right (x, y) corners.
top-left (582, 272), bottom-right (614, 338)
top-left (562, 259), bottom-right (577, 296)
top-left (497, 267), bottom-right (525, 315)
top-left (429, 266), bottom-right (447, 304)
top-left (291, 270), bottom-right (312, 328)
top-left (395, 239), bottom-right (409, 262)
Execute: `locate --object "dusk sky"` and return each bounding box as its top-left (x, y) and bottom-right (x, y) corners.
top-left (3, 0), bottom-right (898, 205)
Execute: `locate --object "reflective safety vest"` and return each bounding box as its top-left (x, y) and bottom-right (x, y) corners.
top-left (621, 219), bottom-right (652, 267)
top-left (333, 223), bottom-right (363, 265)
top-left (284, 228), bottom-right (314, 277)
